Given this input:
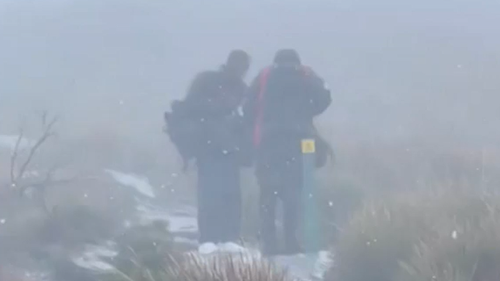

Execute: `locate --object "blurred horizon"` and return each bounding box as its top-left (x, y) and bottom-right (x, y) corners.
top-left (1, 0), bottom-right (499, 149)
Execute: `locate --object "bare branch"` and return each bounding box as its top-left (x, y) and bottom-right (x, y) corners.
top-left (9, 128), bottom-right (24, 187)
top-left (16, 114), bottom-right (58, 185)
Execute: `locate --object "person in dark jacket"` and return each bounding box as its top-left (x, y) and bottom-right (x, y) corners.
top-left (242, 49), bottom-right (331, 255)
top-left (165, 50), bottom-right (251, 246)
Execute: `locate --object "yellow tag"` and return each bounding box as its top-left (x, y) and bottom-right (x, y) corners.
top-left (301, 139), bottom-right (316, 154)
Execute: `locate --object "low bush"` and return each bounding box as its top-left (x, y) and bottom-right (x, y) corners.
top-left (328, 189), bottom-right (500, 281)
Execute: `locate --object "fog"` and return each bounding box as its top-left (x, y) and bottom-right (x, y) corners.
top-left (2, 0), bottom-right (500, 278)
top-left (1, 0), bottom-right (500, 164)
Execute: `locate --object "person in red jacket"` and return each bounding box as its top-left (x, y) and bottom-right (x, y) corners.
top-left (243, 49), bottom-right (332, 255)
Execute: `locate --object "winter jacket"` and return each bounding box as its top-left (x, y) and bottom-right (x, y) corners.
top-left (242, 64), bottom-right (332, 168)
top-left (164, 66), bottom-right (250, 168)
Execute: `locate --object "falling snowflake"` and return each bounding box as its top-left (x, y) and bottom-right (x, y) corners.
top-left (328, 201), bottom-right (333, 207)
top-left (451, 230), bottom-right (458, 239)
top-left (84, 193), bottom-right (88, 198)
top-left (222, 150), bottom-right (229, 155)
top-left (0, 219), bottom-right (6, 224)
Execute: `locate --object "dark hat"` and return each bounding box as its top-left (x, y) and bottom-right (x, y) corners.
top-left (273, 49), bottom-right (301, 65)
top-left (226, 49), bottom-right (250, 66)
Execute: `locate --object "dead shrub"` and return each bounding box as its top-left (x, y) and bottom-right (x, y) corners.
top-left (169, 253), bottom-right (293, 281)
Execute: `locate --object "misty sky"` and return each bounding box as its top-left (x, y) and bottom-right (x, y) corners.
top-left (1, 0), bottom-right (500, 147)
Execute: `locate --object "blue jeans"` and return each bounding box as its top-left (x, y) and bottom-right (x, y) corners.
top-left (196, 152), bottom-right (241, 244)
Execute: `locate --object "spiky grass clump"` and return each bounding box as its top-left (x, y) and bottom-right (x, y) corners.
top-left (169, 253), bottom-right (293, 281)
top-left (398, 202), bottom-right (500, 281)
top-left (328, 194), bottom-right (431, 281)
top-left (327, 189), bottom-right (500, 281)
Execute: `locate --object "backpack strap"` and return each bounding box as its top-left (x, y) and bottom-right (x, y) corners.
top-left (253, 67), bottom-right (272, 147)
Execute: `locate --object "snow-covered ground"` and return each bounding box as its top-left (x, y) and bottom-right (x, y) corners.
top-left (1, 135), bottom-right (332, 280)
top-left (76, 170), bottom-right (333, 280)
top-left (7, 168), bottom-right (332, 280)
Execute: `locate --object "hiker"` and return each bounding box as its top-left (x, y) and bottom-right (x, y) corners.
top-left (163, 50), bottom-right (251, 247)
top-left (242, 49), bottom-right (332, 255)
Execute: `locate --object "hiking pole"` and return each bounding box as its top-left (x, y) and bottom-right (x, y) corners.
top-left (301, 139), bottom-right (321, 254)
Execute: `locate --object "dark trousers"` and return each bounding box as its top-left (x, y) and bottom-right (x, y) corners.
top-left (258, 179), bottom-right (302, 254)
top-left (196, 153), bottom-right (241, 244)
top-left (255, 137), bottom-right (303, 254)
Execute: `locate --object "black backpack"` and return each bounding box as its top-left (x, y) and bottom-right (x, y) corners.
top-left (163, 100), bottom-right (201, 171)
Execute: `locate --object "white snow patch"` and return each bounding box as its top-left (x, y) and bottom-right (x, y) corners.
top-left (73, 256), bottom-right (115, 272)
top-left (311, 251), bottom-right (334, 280)
top-left (72, 243), bottom-right (117, 272)
top-left (173, 236), bottom-right (198, 246)
top-left (168, 216), bottom-right (198, 233)
top-left (135, 204), bottom-right (198, 233)
top-left (85, 243), bottom-right (118, 258)
top-left (198, 242), bottom-right (218, 255)
top-left (105, 169), bottom-right (155, 198)
top-left (195, 243), bottom-right (260, 258)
